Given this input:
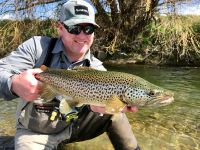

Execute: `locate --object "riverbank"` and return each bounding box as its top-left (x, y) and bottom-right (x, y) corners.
top-left (96, 50), bottom-right (200, 67)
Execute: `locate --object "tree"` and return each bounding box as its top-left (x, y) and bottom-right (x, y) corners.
top-left (0, 0), bottom-right (159, 55)
top-left (0, 0), bottom-right (198, 58)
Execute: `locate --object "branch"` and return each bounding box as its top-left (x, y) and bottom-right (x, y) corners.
top-left (92, 0), bottom-right (112, 26)
top-left (109, 0), bottom-right (121, 28)
top-left (16, 0), bottom-right (62, 11)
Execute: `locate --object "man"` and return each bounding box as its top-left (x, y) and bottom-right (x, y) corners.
top-left (0, 0), bottom-right (140, 149)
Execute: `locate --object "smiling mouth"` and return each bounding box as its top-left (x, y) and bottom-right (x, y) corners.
top-left (75, 40), bottom-right (85, 44)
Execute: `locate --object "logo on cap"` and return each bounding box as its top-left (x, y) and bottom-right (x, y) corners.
top-left (75, 5), bottom-right (89, 16)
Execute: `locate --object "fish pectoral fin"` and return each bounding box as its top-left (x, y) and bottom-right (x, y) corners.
top-left (40, 84), bottom-right (57, 101)
top-left (105, 95), bottom-right (126, 114)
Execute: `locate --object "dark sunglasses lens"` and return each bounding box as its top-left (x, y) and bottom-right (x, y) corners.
top-left (83, 25), bottom-right (95, 34)
top-left (63, 23), bottom-right (95, 35)
top-left (67, 26), bottom-right (81, 35)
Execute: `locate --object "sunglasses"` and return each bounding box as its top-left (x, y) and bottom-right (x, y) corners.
top-left (62, 23), bottom-right (96, 35)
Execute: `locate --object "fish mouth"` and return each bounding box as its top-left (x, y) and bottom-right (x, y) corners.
top-left (145, 95), bottom-right (174, 107)
top-left (159, 96), bottom-right (174, 105)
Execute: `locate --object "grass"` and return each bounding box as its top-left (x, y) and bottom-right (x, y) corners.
top-left (1, 15), bottom-right (200, 66)
top-left (136, 15), bottom-right (200, 65)
top-left (0, 19), bottom-right (58, 58)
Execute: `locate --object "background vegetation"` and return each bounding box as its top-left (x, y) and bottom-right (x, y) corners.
top-left (0, 0), bottom-right (200, 66)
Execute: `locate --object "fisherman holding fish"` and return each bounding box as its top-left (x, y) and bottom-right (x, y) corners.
top-left (0, 0), bottom-right (174, 150)
top-left (0, 0), bottom-right (140, 149)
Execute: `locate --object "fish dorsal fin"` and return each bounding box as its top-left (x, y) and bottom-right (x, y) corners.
top-left (40, 83), bottom-right (57, 101)
top-left (105, 95), bottom-right (126, 114)
top-left (40, 65), bottom-right (48, 71)
top-left (72, 66), bottom-right (95, 71)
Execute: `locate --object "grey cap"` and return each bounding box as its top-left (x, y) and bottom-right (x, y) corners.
top-left (59, 0), bottom-right (99, 27)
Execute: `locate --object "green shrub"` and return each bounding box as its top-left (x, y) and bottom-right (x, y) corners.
top-left (0, 19), bottom-right (58, 58)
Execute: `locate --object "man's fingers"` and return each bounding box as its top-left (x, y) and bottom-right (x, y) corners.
top-left (122, 106), bottom-right (138, 113)
top-left (28, 68), bottom-right (43, 75)
top-left (11, 68), bottom-right (44, 102)
top-left (90, 105), bottom-right (106, 113)
top-left (90, 105), bottom-right (138, 114)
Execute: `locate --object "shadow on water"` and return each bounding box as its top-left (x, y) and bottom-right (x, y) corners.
top-left (0, 64), bottom-right (199, 150)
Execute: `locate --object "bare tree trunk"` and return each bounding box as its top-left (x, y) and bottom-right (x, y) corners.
top-left (92, 0), bottom-right (112, 27)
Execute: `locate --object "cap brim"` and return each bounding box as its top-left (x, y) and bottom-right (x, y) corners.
top-left (63, 19), bottom-right (100, 28)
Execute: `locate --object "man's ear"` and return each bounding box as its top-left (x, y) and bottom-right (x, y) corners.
top-left (57, 22), bottom-right (64, 35)
top-left (57, 22), bottom-right (63, 30)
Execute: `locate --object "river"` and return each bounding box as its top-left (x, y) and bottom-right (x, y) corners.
top-left (0, 64), bottom-right (199, 150)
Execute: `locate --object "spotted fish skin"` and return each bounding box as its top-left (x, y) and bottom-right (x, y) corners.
top-left (35, 66), bottom-right (174, 113)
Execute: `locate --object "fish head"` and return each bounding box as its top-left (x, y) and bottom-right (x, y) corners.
top-left (123, 78), bottom-right (174, 108)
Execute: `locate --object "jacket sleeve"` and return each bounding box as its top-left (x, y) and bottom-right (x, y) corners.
top-left (0, 37), bottom-right (39, 100)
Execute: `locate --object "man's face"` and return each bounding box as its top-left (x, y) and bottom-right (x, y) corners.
top-left (58, 22), bottom-right (94, 60)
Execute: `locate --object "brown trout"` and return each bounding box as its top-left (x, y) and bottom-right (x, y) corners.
top-left (35, 65), bottom-right (174, 114)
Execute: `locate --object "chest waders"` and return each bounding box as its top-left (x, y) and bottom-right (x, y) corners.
top-left (23, 38), bottom-right (140, 150)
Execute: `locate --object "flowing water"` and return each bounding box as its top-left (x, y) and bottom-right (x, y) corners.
top-left (0, 64), bottom-right (199, 150)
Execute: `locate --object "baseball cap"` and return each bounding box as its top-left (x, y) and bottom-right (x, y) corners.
top-left (59, 0), bottom-right (99, 27)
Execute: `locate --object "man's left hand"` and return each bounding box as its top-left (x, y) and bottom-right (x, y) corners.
top-left (90, 105), bottom-right (138, 114)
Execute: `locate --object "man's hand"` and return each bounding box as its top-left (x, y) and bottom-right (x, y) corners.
top-left (121, 106), bottom-right (138, 113)
top-left (90, 105), bottom-right (138, 114)
top-left (11, 68), bottom-right (43, 102)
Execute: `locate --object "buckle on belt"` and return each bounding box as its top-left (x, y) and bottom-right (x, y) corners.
top-left (50, 107), bottom-right (79, 122)
top-left (50, 107), bottom-right (59, 121)
top-left (49, 95), bottom-right (79, 122)
top-left (64, 109), bottom-right (79, 123)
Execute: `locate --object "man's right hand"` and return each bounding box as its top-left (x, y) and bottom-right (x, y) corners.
top-left (11, 68), bottom-right (43, 102)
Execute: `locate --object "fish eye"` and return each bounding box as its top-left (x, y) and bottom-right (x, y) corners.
top-left (149, 90), bottom-right (156, 96)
